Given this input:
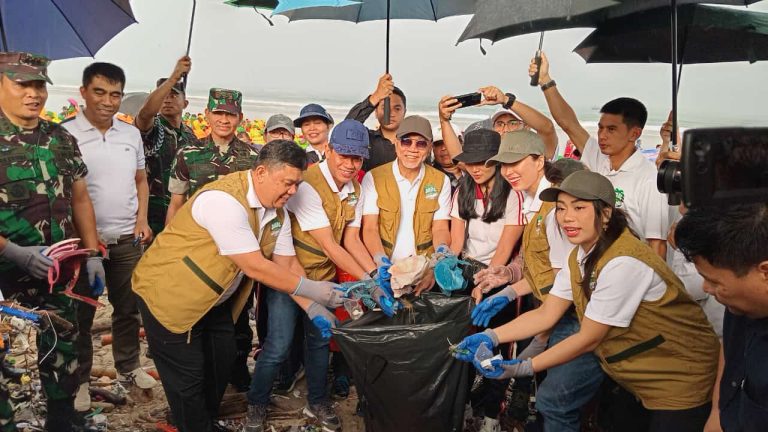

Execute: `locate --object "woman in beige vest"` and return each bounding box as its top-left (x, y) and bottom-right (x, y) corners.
top-left (455, 170), bottom-right (719, 431)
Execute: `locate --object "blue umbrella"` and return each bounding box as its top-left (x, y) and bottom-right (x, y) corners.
top-left (273, 0), bottom-right (361, 14)
top-left (0, 0), bottom-right (136, 60)
top-left (276, 0), bottom-right (477, 125)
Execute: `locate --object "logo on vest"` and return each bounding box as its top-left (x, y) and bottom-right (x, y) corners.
top-left (346, 192), bottom-right (358, 206)
top-left (614, 187), bottom-right (625, 209)
top-left (269, 219), bottom-right (282, 235)
top-left (423, 183), bottom-right (438, 200)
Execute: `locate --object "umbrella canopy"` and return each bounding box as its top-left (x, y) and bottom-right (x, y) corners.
top-left (458, 0), bottom-right (761, 44)
top-left (277, 0), bottom-right (475, 22)
top-left (574, 4), bottom-right (768, 64)
top-left (120, 92), bottom-right (150, 118)
top-left (0, 0), bottom-right (136, 60)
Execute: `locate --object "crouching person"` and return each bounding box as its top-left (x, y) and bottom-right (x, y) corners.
top-left (131, 141), bottom-right (343, 432)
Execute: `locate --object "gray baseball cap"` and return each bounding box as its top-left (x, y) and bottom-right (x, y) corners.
top-left (396, 115), bottom-right (433, 141)
top-left (539, 171), bottom-right (616, 207)
top-left (265, 114), bottom-right (295, 134)
top-left (486, 130), bottom-right (545, 166)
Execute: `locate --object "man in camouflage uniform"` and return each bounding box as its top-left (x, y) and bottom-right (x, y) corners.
top-left (165, 88), bottom-right (259, 223)
top-left (134, 56), bottom-right (195, 235)
top-left (0, 52), bottom-right (104, 431)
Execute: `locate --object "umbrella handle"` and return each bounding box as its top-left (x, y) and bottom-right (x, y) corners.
top-left (530, 52), bottom-right (542, 87)
top-left (382, 97), bottom-right (391, 127)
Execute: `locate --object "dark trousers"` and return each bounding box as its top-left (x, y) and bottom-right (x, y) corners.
top-left (231, 292), bottom-right (254, 391)
top-left (76, 236), bottom-right (143, 382)
top-left (138, 298), bottom-right (236, 432)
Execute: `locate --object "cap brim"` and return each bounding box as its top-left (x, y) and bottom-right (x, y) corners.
top-left (5, 72), bottom-right (52, 84)
top-left (396, 130), bottom-right (431, 141)
top-left (454, 151), bottom-right (496, 164)
top-left (266, 125), bottom-right (294, 133)
top-left (294, 114), bottom-right (333, 127)
top-left (485, 152), bottom-right (529, 166)
top-left (333, 144), bottom-right (369, 159)
top-left (211, 107), bottom-right (240, 115)
top-left (539, 185), bottom-right (605, 204)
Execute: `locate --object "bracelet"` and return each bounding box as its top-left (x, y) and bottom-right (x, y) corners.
top-left (540, 80), bottom-right (557, 91)
top-left (369, 269), bottom-right (379, 278)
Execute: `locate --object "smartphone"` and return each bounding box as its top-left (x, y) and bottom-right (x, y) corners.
top-left (454, 92), bottom-right (482, 108)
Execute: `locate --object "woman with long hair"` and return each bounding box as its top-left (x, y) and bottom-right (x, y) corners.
top-left (448, 129), bottom-right (525, 431)
top-left (469, 131), bottom-right (599, 432)
top-left (457, 171), bottom-right (720, 431)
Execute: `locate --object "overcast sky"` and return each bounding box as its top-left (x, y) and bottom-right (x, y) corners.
top-left (46, 0), bottom-right (768, 126)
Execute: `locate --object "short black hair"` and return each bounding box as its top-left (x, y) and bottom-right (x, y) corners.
top-left (600, 97), bottom-right (647, 129)
top-left (82, 62), bottom-right (126, 89)
top-left (676, 203), bottom-right (768, 276)
top-left (392, 86), bottom-right (406, 109)
top-left (254, 139), bottom-right (307, 171)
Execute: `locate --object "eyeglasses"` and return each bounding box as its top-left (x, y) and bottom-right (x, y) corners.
top-left (399, 138), bottom-right (429, 149)
top-left (494, 120), bottom-right (525, 130)
top-left (268, 130), bottom-right (294, 139)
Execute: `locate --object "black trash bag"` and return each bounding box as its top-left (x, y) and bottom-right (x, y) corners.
top-left (332, 293), bottom-right (474, 432)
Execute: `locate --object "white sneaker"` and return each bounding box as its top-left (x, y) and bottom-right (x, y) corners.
top-left (74, 384), bottom-right (91, 412)
top-left (478, 416), bottom-right (501, 432)
top-left (118, 367), bottom-right (158, 389)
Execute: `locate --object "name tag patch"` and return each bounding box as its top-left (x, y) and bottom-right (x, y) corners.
top-left (423, 183), bottom-right (438, 200)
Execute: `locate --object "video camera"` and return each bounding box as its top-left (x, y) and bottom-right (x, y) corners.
top-left (657, 127), bottom-right (768, 207)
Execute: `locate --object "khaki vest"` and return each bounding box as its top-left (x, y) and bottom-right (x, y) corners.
top-left (289, 164), bottom-right (360, 281)
top-left (569, 229), bottom-right (719, 410)
top-left (370, 162), bottom-right (445, 257)
top-left (132, 170), bottom-right (284, 333)
top-left (522, 201), bottom-right (556, 301)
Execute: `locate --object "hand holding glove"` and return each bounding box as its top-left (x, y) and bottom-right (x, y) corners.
top-left (474, 357), bottom-right (533, 380)
top-left (306, 302), bottom-right (339, 340)
top-left (471, 286), bottom-right (517, 327)
top-left (0, 241), bottom-right (52, 279)
top-left (371, 285), bottom-right (401, 317)
top-left (86, 256), bottom-right (106, 296)
top-left (453, 329), bottom-right (499, 362)
top-left (293, 277), bottom-right (346, 308)
top-left (373, 254), bottom-right (393, 296)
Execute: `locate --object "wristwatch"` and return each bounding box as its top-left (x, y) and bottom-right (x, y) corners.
top-left (541, 80), bottom-right (557, 91)
top-left (502, 93), bottom-right (516, 110)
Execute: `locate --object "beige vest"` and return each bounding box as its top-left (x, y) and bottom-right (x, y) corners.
top-left (370, 161), bottom-right (445, 257)
top-left (132, 170), bottom-right (283, 333)
top-left (289, 164), bottom-right (360, 281)
top-left (569, 229), bottom-right (719, 410)
top-left (522, 201), bottom-right (556, 301)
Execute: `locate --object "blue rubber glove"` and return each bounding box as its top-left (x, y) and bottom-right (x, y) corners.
top-left (307, 302), bottom-right (339, 340)
top-left (373, 254), bottom-right (393, 297)
top-left (474, 357), bottom-right (532, 380)
top-left (86, 256), bottom-right (106, 296)
top-left (435, 243), bottom-right (451, 255)
top-left (371, 285), bottom-right (401, 317)
top-left (453, 329), bottom-right (499, 362)
top-left (471, 286), bottom-right (517, 327)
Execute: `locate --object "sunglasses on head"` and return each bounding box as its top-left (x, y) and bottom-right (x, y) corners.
top-left (399, 137), bottom-right (429, 149)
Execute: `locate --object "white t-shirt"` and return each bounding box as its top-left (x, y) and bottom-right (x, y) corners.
top-left (450, 188), bottom-right (525, 265)
top-left (549, 246), bottom-right (666, 327)
top-left (361, 162), bottom-right (452, 261)
top-left (285, 160), bottom-right (363, 230)
top-left (581, 137), bottom-right (670, 240)
top-left (191, 170), bottom-right (294, 304)
top-left (63, 114), bottom-right (145, 236)
top-left (522, 176), bottom-right (575, 270)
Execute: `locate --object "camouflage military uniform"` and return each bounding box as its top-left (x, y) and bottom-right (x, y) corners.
top-left (0, 112), bottom-right (86, 426)
top-left (141, 115), bottom-right (195, 235)
top-left (168, 136), bottom-right (259, 196)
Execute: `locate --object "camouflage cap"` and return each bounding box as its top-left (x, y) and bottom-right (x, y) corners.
top-left (156, 77), bottom-right (185, 94)
top-left (207, 88), bottom-right (242, 115)
top-left (0, 52), bottom-right (52, 84)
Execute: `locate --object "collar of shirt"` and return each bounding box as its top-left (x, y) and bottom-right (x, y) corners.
top-left (522, 175), bottom-right (552, 217)
top-left (392, 159), bottom-right (425, 186)
top-left (318, 160), bottom-right (355, 200)
top-left (246, 169), bottom-right (275, 224)
top-left (72, 113), bottom-right (121, 134)
top-left (602, 147), bottom-right (647, 175)
top-left (576, 244), bottom-right (596, 266)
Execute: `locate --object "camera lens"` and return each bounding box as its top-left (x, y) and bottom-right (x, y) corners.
top-left (657, 160), bottom-right (682, 206)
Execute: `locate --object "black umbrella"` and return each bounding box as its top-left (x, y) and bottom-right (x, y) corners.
top-left (574, 4), bottom-right (768, 64)
top-left (458, 0), bottom-right (761, 148)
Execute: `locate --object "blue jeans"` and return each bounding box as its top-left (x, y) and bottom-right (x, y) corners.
top-left (535, 312), bottom-right (605, 432)
top-left (247, 288), bottom-right (330, 406)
